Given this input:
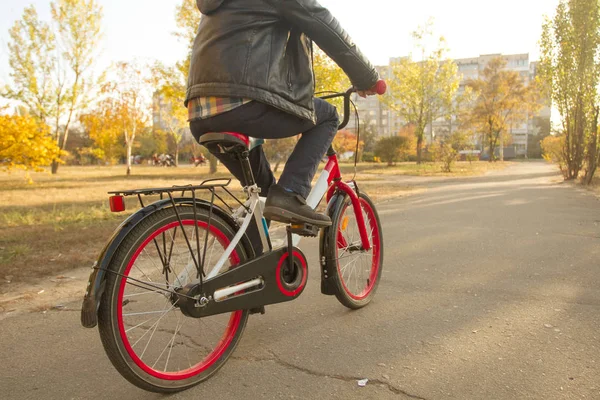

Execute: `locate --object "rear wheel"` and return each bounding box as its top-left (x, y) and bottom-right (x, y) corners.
top-left (326, 192), bottom-right (383, 309)
top-left (98, 206), bottom-right (249, 393)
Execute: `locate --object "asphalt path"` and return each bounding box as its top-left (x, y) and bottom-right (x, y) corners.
top-left (1, 161), bottom-right (599, 399)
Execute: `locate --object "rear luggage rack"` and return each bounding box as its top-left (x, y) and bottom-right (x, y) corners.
top-left (108, 178), bottom-right (248, 214)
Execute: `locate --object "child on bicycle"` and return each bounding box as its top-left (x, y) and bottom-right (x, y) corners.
top-left (187, 0), bottom-right (381, 228)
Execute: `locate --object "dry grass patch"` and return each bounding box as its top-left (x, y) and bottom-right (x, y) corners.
top-left (1, 165), bottom-right (229, 288)
top-left (1, 164), bottom-right (417, 287)
top-left (353, 161), bottom-right (512, 177)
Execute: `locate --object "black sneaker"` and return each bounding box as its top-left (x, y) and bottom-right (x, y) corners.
top-left (263, 184), bottom-right (332, 227)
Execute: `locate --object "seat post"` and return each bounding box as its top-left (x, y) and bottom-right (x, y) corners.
top-left (238, 150), bottom-right (256, 188)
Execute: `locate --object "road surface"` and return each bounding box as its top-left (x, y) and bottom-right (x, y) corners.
top-left (1, 161), bottom-right (599, 399)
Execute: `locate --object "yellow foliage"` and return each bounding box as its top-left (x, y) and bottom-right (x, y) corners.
top-left (541, 135), bottom-right (565, 164)
top-left (333, 130), bottom-right (363, 156)
top-left (398, 124), bottom-right (418, 157)
top-left (0, 114), bottom-right (61, 173)
top-left (313, 47), bottom-right (350, 110)
top-left (80, 107), bottom-right (124, 164)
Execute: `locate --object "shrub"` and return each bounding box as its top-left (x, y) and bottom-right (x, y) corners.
top-left (374, 136), bottom-right (410, 166)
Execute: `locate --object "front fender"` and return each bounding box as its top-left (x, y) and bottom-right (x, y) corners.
top-left (319, 192), bottom-right (346, 296)
top-left (81, 198), bottom-right (251, 328)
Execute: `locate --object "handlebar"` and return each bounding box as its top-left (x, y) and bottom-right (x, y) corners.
top-left (372, 80), bottom-right (387, 96)
top-left (319, 80), bottom-right (387, 130)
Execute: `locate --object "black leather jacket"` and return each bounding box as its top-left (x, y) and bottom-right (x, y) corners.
top-left (186, 0), bottom-right (379, 123)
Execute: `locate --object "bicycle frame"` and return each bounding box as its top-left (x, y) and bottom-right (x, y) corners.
top-left (203, 89), bottom-right (372, 283)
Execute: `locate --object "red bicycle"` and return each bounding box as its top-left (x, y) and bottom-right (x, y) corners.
top-left (81, 81), bottom-right (387, 392)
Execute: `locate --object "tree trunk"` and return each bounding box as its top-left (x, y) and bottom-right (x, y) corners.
top-left (126, 142), bottom-right (132, 176)
top-left (416, 136), bottom-right (423, 164)
top-left (488, 124), bottom-right (495, 162)
top-left (584, 107), bottom-right (599, 185)
top-left (175, 147), bottom-right (179, 167)
top-left (567, 98), bottom-right (585, 180)
top-left (499, 134), bottom-right (504, 161)
top-left (274, 160), bottom-right (281, 173)
top-left (51, 160), bottom-right (59, 174)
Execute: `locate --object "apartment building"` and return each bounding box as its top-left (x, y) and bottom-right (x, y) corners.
top-left (347, 53), bottom-right (552, 157)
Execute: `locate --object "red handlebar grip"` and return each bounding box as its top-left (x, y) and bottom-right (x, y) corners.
top-left (373, 80), bottom-right (387, 95)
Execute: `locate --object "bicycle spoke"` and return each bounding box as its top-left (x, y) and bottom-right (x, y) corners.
top-left (139, 306), bottom-right (174, 361)
top-left (123, 289), bottom-right (167, 298)
top-left (123, 310), bottom-right (178, 317)
top-left (142, 248), bottom-right (166, 277)
top-left (154, 312), bottom-right (184, 371)
top-left (167, 227), bottom-right (179, 267)
top-left (133, 300), bottom-right (177, 354)
top-left (125, 316), bottom-right (156, 334)
top-left (133, 262), bottom-right (156, 284)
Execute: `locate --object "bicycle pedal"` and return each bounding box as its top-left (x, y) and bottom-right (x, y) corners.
top-left (290, 223), bottom-right (320, 237)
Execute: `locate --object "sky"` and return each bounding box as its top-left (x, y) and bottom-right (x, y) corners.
top-left (0, 0), bottom-right (561, 83)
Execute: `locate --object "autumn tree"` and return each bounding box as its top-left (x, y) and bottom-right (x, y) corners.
top-left (3, 0), bottom-right (103, 174)
top-left (0, 114), bottom-right (61, 176)
top-left (151, 64), bottom-right (189, 166)
top-left (430, 130), bottom-right (469, 172)
top-left (540, 0), bottom-right (600, 182)
top-left (398, 124), bottom-right (418, 159)
top-left (333, 130), bottom-right (363, 160)
top-left (465, 58), bottom-right (540, 162)
top-left (383, 22), bottom-right (460, 163)
top-left (585, 107), bottom-right (600, 181)
top-left (137, 129), bottom-right (168, 158)
top-left (98, 62), bottom-right (149, 175)
top-left (80, 101), bottom-right (125, 164)
top-left (541, 134), bottom-right (566, 172)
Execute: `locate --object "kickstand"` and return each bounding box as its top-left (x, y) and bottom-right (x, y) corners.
top-left (286, 226), bottom-right (294, 271)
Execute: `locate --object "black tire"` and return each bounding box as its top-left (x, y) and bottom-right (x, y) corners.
top-left (98, 206), bottom-right (249, 393)
top-left (325, 192), bottom-right (383, 309)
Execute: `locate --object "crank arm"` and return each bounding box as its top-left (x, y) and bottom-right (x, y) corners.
top-left (178, 246), bottom-right (308, 318)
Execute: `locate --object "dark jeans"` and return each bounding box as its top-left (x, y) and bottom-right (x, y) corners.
top-left (189, 98), bottom-right (339, 199)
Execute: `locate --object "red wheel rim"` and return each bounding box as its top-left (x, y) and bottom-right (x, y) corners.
top-left (336, 198), bottom-right (381, 300)
top-left (116, 220), bottom-right (243, 380)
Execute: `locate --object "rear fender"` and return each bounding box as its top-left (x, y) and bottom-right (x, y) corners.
top-left (80, 198), bottom-right (253, 328)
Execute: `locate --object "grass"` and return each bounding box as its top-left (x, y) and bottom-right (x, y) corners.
top-left (352, 160), bottom-right (511, 177)
top-left (0, 161), bottom-right (506, 288)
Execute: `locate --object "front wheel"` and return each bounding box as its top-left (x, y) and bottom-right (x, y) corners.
top-left (97, 206), bottom-right (249, 393)
top-left (325, 192), bottom-right (383, 309)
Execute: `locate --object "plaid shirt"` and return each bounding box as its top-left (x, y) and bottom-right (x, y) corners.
top-left (187, 97), bottom-right (252, 121)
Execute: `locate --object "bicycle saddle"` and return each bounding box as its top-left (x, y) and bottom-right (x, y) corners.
top-left (199, 132), bottom-right (265, 153)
